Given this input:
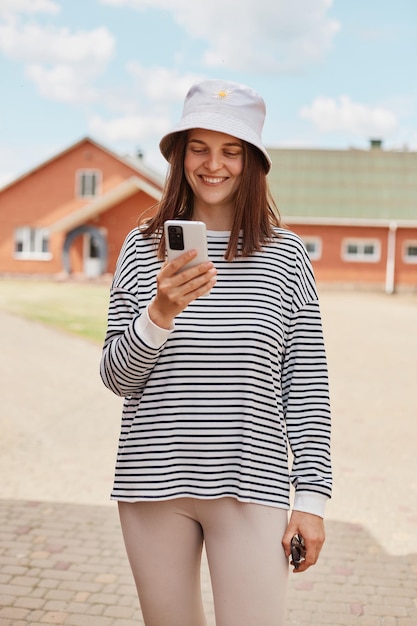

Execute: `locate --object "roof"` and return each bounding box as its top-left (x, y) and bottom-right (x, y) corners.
top-left (267, 144), bottom-right (417, 223)
top-left (48, 176), bottom-right (162, 233)
top-left (0, 136), bottom-right (165, 193)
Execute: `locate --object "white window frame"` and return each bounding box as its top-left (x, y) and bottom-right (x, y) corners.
top-left (14, 227), bottom-right (52, 260)
top-left (303, 237), bottom-right (322, 261)
top-left (342, 238), bottom-right (381, 263)
top-left (76, 169), bottom-right (101, 198)
top-left (403, 240), bottom-right (417, 264)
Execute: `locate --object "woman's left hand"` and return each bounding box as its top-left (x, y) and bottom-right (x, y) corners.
top-left (282, 510), bottom-right (325, 573)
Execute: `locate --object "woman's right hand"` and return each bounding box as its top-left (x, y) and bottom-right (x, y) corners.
top-left (148, 250), bottom-right (217, 329)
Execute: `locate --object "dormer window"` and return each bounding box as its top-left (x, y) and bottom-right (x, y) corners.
top-left (77, 169), bottom-right (101, 198)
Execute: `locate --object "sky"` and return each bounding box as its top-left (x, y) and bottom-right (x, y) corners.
top-left (1, 0), bottom-right (417, 188)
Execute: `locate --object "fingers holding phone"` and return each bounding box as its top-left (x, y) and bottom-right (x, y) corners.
top-left (162, 250), bottom-right (217, 297)
top-left (164, 220), bottom-right (216, 298)
top-left (151, 253), bottom-right (216, 328)
top-left (148, 221), bottom-right (217, 329)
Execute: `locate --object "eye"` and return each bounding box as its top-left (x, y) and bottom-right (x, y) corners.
top-left (224, 150), bottom-right (242, 158)
top-left (188, 145), bottom-right (207, 155)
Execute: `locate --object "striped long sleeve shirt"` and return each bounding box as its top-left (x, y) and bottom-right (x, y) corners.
top-left (100, 227), bottom-right (332, 517)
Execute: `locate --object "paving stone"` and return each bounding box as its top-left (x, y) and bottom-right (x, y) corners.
top-left (1, 500), bottom-right (415, 625)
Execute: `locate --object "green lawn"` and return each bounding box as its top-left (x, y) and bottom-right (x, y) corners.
top-left (0, 279), bottom-right (111, 344)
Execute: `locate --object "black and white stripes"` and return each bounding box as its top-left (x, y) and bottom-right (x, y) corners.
top-left (100, 227), bottom-right (332, 515)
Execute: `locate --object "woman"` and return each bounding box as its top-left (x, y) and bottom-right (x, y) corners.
top-left (100, 79), bottom-right (332, 626)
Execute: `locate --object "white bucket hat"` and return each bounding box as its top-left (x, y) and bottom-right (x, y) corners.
top-left (159, 79), bottom-right (272, 173)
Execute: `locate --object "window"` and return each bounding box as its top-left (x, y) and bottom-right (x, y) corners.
top-left (77, 169), bottom-right (101, 198)
top-left (14, 227), bottom-right (51, 260)
top-left (303, 237), bottom-right (322, 261)
top-left (342, 239), bottom-right (380, 262)
top-left (404, 241), bottom-right (417, 264)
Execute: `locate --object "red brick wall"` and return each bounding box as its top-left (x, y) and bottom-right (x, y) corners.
top-left (396, 228), bottom-right (417, 287)
top-left (0, 139), bottom-right (159, 275)
top-left (289, 223), bottom-right (417, 289)
top-left (85, 192), bottom-right (158, 274)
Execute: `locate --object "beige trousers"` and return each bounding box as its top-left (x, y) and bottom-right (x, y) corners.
top-left (118, 497), bottom-right (289, 626)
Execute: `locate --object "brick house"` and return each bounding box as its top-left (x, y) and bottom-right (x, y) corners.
top-left (268, 141), bottom-right (417, 293)
top-left (0, 137), bottom-right (163, 278)
top-left (1, 136), bottom-right (416, 292)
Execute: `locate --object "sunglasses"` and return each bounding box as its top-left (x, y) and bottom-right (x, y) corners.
top-left (290, 534), bottom-right (306, 569)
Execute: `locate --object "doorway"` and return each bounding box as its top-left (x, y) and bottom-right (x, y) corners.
top-left (62, 225), bottom-right (108, 276)
top-left (84, 232), bottom-right (102, 278)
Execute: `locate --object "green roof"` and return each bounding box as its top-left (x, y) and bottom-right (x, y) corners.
top-left (267, 146), bottom-right (417, 222)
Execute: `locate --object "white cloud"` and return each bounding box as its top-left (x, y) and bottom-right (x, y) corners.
top-left (99, 0), bottom-right (340, 72)
top-left (0, 22), bottom-right (114, 65)
top-left (0, 21), bottom-right (115, 103)
top-left (26, 64), bottom-right (98, 103)
top-left (126, 62), bottom-right (203, 103)
top-left (87, 65), bottom-right (203, 149)
top-left (0, 0), bottom-right (59, 16)
top-left (89, 113), bottom-right (171, 144)
top-left (300, 96), bottom-right (398, 138)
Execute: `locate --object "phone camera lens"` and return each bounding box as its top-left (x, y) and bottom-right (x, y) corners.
top-left (168, 225), bottom-right (184, 250)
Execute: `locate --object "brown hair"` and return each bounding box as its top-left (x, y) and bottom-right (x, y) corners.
top-left (140, 131), bottom-right (281, 261)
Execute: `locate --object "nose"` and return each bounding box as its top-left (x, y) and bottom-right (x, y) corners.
top-left (204, 151), bottom-right (222, 171)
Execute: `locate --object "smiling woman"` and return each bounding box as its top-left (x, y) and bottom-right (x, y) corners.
top-left (100, 78), bottom-right (332, 626)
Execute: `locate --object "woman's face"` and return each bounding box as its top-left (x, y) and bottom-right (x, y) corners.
top-left (184, 129), bottom-right (244, 215)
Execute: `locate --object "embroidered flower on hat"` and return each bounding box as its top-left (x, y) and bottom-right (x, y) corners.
top-left (214, 88), bottom-right (232, 100)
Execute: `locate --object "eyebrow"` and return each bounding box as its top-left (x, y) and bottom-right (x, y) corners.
top-left (187, 138), bottom-right (243, 148)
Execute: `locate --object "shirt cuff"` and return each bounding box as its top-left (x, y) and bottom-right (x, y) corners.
top-left (134, 306), bottom-right (174, 349)
top-left (293, 492), bottom-right (329, 518)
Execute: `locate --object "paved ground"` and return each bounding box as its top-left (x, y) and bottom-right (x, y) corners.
top-left (1, 289), bottom-right (417, 625)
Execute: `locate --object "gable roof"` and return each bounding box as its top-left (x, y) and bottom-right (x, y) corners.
top-left (0, 136), bottom-right (164, 193)
top-left (48, 176), bottom-right (162, 233)
top-left (268, 145), bottom-right (417, 224)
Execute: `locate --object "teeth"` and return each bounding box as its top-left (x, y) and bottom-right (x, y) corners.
top-left (202, 176), bottom-right (225, 184)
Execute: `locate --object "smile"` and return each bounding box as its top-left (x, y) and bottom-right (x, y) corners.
top-left (201, 176), bottom-right (227, 184)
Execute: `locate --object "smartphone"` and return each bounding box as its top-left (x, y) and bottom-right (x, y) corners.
top-left (164, 220), bottom-right (208, 272)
